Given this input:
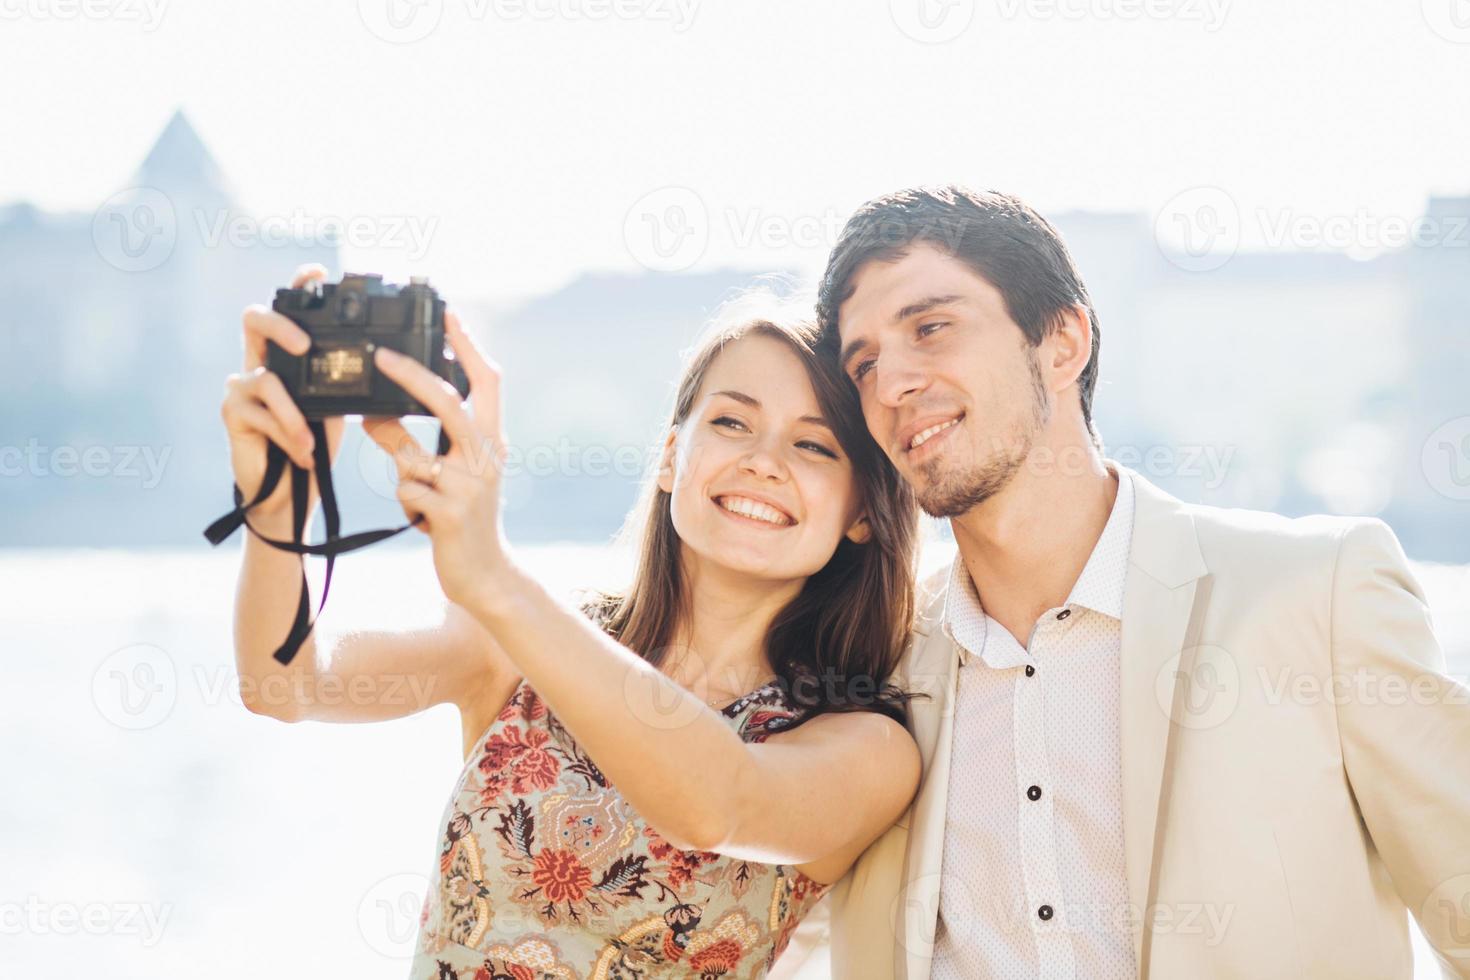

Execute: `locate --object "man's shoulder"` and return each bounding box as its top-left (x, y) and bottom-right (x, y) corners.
top-left (1126, 468), bottom-right (1405, 584)
top-left (1176, 497), bottom-right (1389, 569)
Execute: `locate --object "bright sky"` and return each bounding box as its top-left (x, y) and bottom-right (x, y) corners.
top-left (3, 0), bottom-right (1469, 302)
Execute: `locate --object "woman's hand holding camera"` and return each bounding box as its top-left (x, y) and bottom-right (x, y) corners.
top-left (362, 311), bottom-right (514, 615)
top-left (219, 264), bottom-right (346, 528)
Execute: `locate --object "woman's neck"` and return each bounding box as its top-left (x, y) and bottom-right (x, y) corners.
top-left (666, 550), bottom-right (803, 697)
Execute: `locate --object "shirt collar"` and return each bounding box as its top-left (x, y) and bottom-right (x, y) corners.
top-left (941, 463), bottom-right (1137, 667)
top-left (1067, 464), bottom-right (1135, 621)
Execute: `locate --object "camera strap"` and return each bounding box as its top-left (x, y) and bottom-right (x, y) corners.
top-left (202, 418), bottom-right (452, 666)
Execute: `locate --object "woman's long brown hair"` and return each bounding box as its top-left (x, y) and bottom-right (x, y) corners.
top-left (585, 295), bottom-right (922, 730)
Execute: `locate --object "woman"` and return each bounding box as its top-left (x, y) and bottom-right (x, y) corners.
top-left (221, 265), bottom-right (922, 978)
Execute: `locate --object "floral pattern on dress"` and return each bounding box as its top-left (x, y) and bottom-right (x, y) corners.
top-left (411, 678), bottom-right (832, 979)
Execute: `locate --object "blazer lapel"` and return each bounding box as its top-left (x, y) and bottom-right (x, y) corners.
top-left (1116, 467), bottom-right (1209, 971)
top-left (896, 584), bottom-right (961, 980)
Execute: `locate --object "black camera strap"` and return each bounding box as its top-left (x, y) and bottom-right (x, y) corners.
top-left (203, 419), bottom-right (452, 666)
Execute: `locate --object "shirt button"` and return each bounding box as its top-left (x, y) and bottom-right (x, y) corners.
top-left (1024, 664), bottom-right (1035, 677)
top-left (1056, 609), bottom-right (1071, 621)
top-left (1027, 785), bottom-right (1042, 801)
top-left (1038, 904), bottom-right (1054, 921)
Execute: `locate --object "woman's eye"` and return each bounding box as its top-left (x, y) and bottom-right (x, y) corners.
top-left (853, 359), bottom-right (875, 382)
top-left (711, 416), bottom-right (748, 432)
top-left (798, 441), bottom-right (839, 459)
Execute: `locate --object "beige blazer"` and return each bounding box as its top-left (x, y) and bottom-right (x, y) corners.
top-left (823, 466), bottom-right (1470, 980)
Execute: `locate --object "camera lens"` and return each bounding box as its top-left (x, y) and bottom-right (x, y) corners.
top-left (337, 289), bottom-right (365, 325)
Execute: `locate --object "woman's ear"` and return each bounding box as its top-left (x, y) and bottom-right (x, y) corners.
top-left (656, 425), bottom-right (679, 495)
top-left (845, 514), bottom-right (873, 545)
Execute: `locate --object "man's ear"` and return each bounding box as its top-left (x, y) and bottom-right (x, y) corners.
top-left (1046, 303), bottom-right (1093, 393)
top-left (656, 425), bottom-right (679, 494)
top-left (845, 514), bottom-right (873, 545)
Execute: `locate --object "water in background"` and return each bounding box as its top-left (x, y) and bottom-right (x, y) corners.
top-left (1, 543), bottom-right (1466, 978)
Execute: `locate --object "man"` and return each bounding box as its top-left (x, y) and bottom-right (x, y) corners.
top-left (812, 185), bottom-right (1470, 979)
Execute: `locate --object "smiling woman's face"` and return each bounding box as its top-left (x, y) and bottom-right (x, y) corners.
top-left (658, 332), bottom-right (869, 584)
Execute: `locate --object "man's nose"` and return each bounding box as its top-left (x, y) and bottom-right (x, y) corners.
top-left (875, 352), bottom-right (928, 407)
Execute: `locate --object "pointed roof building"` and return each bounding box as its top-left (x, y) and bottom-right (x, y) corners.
top-left (131, 109), bottom-right (234, 209)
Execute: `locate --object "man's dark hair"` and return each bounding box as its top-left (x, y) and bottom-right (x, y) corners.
top-left (816, 184), bottom-right (1102, 442)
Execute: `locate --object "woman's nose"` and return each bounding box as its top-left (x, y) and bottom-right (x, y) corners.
top-left (739, 445), bottom-right (787, 481)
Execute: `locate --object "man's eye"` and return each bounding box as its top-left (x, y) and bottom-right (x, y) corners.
top-left (918, 321), bottom-right (949, 338)
top-left (853, 359), bottom-right (875, 382)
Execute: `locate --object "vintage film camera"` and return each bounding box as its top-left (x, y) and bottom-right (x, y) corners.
top-left (204, 272), bottom-right (470, 667)
top-left (266, 272), bottom-right (469, 418)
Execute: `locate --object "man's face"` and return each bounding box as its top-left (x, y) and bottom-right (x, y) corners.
top-left (835, 242), bottom-right (1050, 517)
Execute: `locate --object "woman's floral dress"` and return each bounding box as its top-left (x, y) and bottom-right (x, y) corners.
top-left (408, 676), bottom-right (832, 979)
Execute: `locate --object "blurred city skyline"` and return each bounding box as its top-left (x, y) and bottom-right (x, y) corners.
top-left (4, 0), bottom-right (1470, 300)
top-left (2, 108), bottom-right (1467, 558)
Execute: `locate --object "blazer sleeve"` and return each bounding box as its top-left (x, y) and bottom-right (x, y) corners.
top-left (1330, 518), bottom-right (1470, 976)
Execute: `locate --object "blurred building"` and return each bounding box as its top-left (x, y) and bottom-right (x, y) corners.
top-left (0, 111), bottom-right (338, 547)
top-left (1, 114), bottom-right (1465, 558)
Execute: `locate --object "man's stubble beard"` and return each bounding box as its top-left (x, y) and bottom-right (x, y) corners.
top-left (912, 350), bottom-right (1052, 519)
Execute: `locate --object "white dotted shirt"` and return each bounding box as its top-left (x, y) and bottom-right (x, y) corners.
top-left (931, 469), bottom-right (1137, 980)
